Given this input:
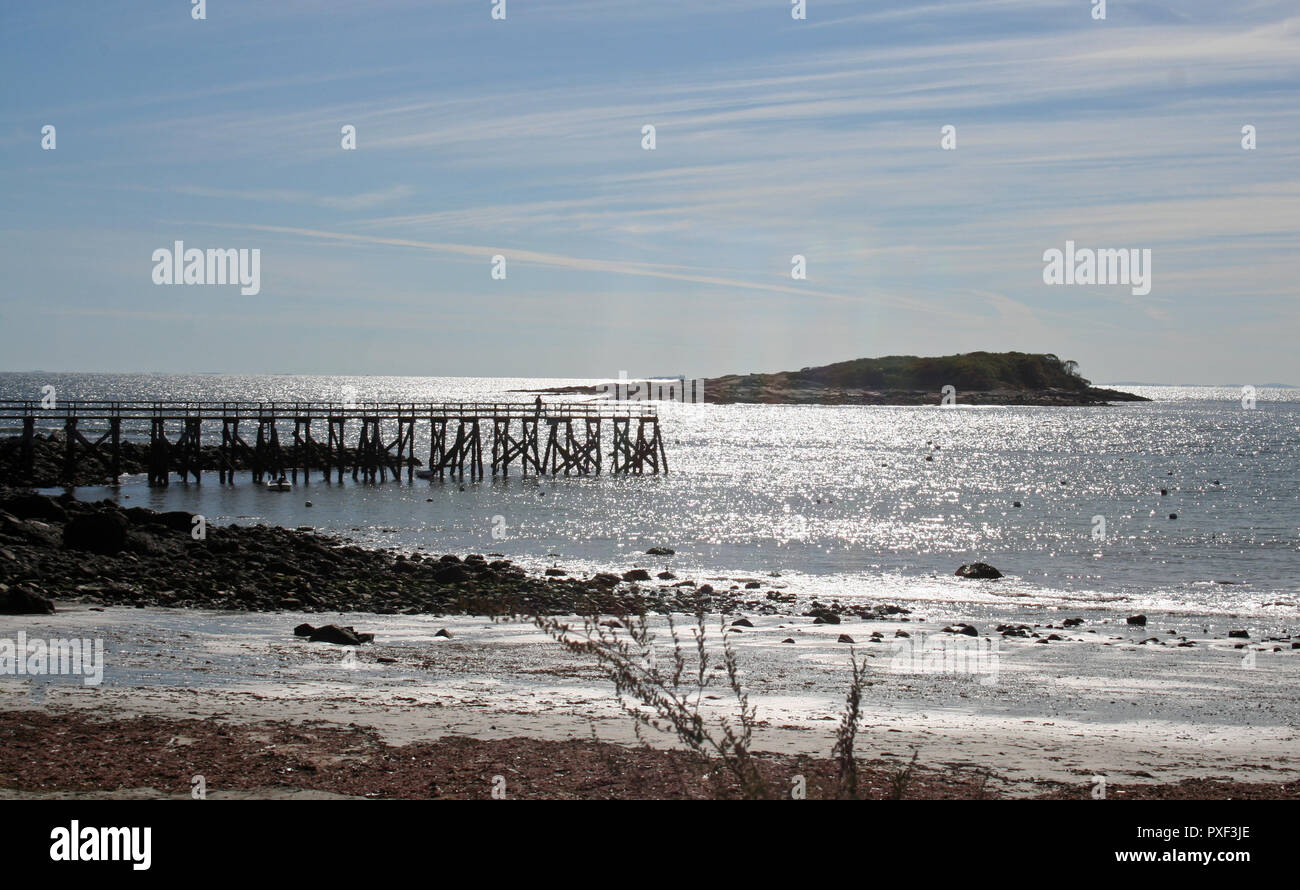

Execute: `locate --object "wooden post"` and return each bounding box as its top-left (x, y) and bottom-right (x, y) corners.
top-left (110, 416), bottom-right (121, 481)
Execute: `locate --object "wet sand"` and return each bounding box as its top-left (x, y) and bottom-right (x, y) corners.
top-left (2, 601), bottom-right (1296, 796)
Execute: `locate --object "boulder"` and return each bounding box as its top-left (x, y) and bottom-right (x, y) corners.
top-left (293, 623), bottom-right (315, 637)
top-left (1228, 629), bottom-right (1249, 639)
top-left (0, 585), bottom-right (55, 615)
top-left (622, 569), bottom-right (651, 582)
top-left (1126, 615), bottom-right (1147, 626)
top-left (955, 562), bottom-right (1003, 580)
top-left (0, 493), bottom-right (67, 523)
top-left (308, 624), bottom-right (372, 645)
top-left (646, 546), bottom-right (675, 556)
top-left (158, 511), bottom-right (196, 533)
top-left (837, 634), bottom-right (856, 644)
top-left (63, 512), bottom-right (128, 555)
top-left (433, 564), bottom-right (471, 584)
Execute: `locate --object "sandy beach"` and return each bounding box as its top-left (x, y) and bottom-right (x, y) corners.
top-left (3, 595), bottom-right (1296, 799)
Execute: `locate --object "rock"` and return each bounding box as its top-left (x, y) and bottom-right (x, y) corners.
top-left (158, 511), bottom-right (195, 533)
top-left (943, 623), bottom-right (979, 636)
top-left (744, 581), bottom-right (761, 589)
top-left (697, 584), bottom-right (714, 595)
top-left (781, 638), bottom-right (796, 644)
top-left (599, 619), bottom-right (623, 629)
top-left (806, 608), bottom-right (840, 624)
top-left (1063, 618), bottom-right (1084, 627)
top-left (308, 624), bottom-right (371, 645)
top-left (955, 562), bottom-right (1002, 580)
top-left (1127, 614), bottom-right (1147, 626)
top-left (63, 512), bottom-right (128, 555)
top-left (837, 634), bottom-right (855, 644)
top-left (592, 573), bottom-right (620, 588)
top-left (656, 571), bottom-right (676, 580)
top-left (622, 569), bottom-right (651, 582)
top-left (293, 623), bottom-right (316, 637)
top-left (0, 493), bottom-right (67, 523)
top-left (731, 618), bottom-right (754, 628)
top-left (646, 546), bottom-right (675, 556)
top-left (895, 629), bottom-right (910, 638)
top-left (435, 628), bottom-right (452, 639)
top-left (377, 656), bottom-right (397, 664)
top-left (1228, 630), bottom-right (1249, 639)
top-left (0, 586), bottom-right (55, 615)
top-left (544, 568), bottom-right (566, 576)
top-left (433, 564), bottom-right (471, 584)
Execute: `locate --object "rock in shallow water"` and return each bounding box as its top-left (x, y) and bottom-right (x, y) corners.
top-left (307, 624), bottom-right (373, 645)
top-left (954, 562), bottom-right (1002, 580)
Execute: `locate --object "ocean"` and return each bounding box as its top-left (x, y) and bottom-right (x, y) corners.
top-left (4, 372), bottom-right (1297, 620)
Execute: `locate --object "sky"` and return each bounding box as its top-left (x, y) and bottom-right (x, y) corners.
top-left (1, 0), bottom-right (1297, 384)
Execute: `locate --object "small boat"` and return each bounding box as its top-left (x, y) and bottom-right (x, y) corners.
top-left (415, 469), bottom-right (436, 480)
top-left (266, 477), bottom-right (292, 492)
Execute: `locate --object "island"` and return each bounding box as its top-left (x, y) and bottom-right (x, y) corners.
top-left (519, 352), bottom-right (1151, 406)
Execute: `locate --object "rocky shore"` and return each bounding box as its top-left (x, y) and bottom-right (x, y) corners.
top-left (0, 432), bottom-right (414, 488)
top-left (0, 487), bottom-right (898, 620)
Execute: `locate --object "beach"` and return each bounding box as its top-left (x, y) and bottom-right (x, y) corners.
top-left (2, 587), bottom-right (1296, 798)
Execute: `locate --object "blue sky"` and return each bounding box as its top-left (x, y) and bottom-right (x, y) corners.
top-left (1, 0), bottom-right (1297, 383)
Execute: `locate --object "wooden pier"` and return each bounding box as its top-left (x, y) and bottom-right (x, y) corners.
top-left (0, 400), bottom-right (668, 486)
